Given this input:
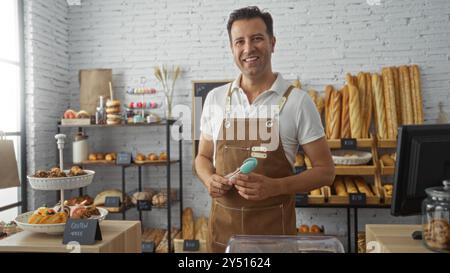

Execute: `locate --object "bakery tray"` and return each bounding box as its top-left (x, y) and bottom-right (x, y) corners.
top-left (27, 170), bottom-right (95, 191)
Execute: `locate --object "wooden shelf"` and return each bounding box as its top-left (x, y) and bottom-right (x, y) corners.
top-left (379, 160), bottom-right (395, 175)
top-left (58, 119), bottom-right (177, 128)
top-left (69, 160), bottom-right (180, 167)
top-left (376, 139), bottom-right (397, 148)
top-left (326, 138), bottom-right (373, 149)
top-left (308, 164), bottom-right (376, 175)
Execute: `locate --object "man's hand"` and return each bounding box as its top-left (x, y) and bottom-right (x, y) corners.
top-left (206, 174), bottom-right (232, 198)
top-left (231, 173), bottom-right (279, 201)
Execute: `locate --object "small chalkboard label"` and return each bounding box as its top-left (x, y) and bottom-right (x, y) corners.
top-left (142, 242), bottom-right (155, 253)
top-left (295, 193), bottom-right (309, 206)
top-left (63, 219), bottom-right (102, 245)
top-left (104, 196), bottom-right (121, 208)
top-left (183, 240), bottom-right (200, 251)
top-left (137, 200), bottom-right (152, 211)
top-left (341, 138), bottom-right (357, 149)
top-left (294, 166), bottom-right (306, 174)
top-left (349, 193), bottom-right (366, 205)
top-left (116, 152), bottom-right (131, 165)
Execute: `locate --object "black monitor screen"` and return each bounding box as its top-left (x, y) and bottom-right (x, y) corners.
top-left (391, 124), bottom-right (450, 216)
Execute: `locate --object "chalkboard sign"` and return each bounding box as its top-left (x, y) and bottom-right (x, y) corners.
top-left (63, 219), bottom-right (102, 245)
top-left (192, 80), bottom-right (232, 158)
top-left (295, 193), bottom-right (309, 206)
top-left (116, 152), bottom-right (131, 165)
top-left (183, 239), bottom-right (200, 251)
top-left (104, 196), bottom-right (121, 208)
top-left (349, 193), bottom-right (366, 205)
top-left (341, 138), bottom-right (357, 149)
top-left (142, 242), bottom-right (155, 253)
top-left (137, 200), bottom-right (152, 211)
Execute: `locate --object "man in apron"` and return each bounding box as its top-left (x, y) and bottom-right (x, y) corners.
top-left (195, 6), bottom-right (335, 253)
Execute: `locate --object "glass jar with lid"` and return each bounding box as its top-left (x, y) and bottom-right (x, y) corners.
top-left (422, 180), bottom-right (450, 252)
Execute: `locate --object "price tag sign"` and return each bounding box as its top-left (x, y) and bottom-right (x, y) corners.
top-left (104, 196), bottom-right (121, 208)
top-left (116, 152), bottom-right (131, 165)
top-left (295, 193), bottom-right (309, 206)
top-left (294, 166), bottom-right (306, 174)
top-left (142, 242), bottom-right (155, 253)
top-left (63, 219), bottom-right (102, 245)
top-left (183, 240), bottom-right (200, 251)
top-left (341, 138), bottom-right (357, 149)
top-left (137, 200), bottom-right (152, 211)
top-left (349, 193), bottom-right (366, 205)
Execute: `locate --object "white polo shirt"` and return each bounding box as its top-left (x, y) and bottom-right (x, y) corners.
top-left (200, 73), bottom-right (325, 168)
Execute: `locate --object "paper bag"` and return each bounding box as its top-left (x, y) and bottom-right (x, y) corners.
top-left (79, 69), bottom-right (112, 115)
top-left (0, 133), bottom-right (20, 189)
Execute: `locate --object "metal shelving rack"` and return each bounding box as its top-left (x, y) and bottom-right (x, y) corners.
top-left (56, 119), bottom-right (183, 253)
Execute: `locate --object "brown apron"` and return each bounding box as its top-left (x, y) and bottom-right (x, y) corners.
top-left (207, 84), bottom-right (297, 253)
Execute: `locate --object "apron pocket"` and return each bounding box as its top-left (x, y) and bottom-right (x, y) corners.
top-left (242, 204), bottom-right (285, 235)
top-left (210, 201), bottom-right (243, 247)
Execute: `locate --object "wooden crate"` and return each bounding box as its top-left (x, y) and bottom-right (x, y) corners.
top-left (379, 160), bottom-right (395, 175)
top-left (307, 187), bottom-right (327, 204)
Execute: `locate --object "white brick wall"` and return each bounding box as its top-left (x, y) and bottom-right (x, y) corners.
top-left (25, 0), bottom-right (450, 251)
top-left (24, 0), bottom-right (70, 209)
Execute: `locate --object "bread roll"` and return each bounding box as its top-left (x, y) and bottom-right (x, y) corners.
top-left (324, 85), bottom-right (334, 138)
top-left (344, 177), bottom-right (358, 194)
top-left (364, 73), bottom-right (373, 138)
top-left (334, 177), bottom-right (348, 196)
top-left (392, 67), bottom-right (402, 125)
top-left (410, 65), bottom-right (424, 124)
top-left (182, 207), bottom-right (195, 240)
top-left (371, 74), bottom-right (387, 139)
top-left (399, 66), bottom-right (414, 125)
top-left (340, 85), bottom-right (351, 138)
top-left (381, 68), bottom-right (398, 139)
top-left (348, 84), bottom-right (362, 139)
top-left (310, 188), bottom-right (322, 196)
top-left (381, 154), bottom-right (395, 166)
top-left (354, 177), bottom-right (374, 197)
top-left (330, 90), bottom-right (342, 139)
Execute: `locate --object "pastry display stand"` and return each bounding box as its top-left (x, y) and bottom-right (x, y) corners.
top-left (57, 119), bottom-right (183, 252)
top-left (296, 134), bottom-right (393, 253)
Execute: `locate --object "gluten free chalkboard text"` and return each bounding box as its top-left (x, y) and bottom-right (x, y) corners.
top-left (63, 219), bottom-right (102, 245)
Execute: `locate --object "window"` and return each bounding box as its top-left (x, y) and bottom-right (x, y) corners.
top-left (0, 0), bottom-right (24, 222)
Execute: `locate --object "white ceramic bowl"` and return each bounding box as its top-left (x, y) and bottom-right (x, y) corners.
top-left (27, 170), bottom-right (95, 191)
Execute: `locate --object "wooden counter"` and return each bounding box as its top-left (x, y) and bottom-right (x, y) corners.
top-left (365, 224), bottom-right (433, 253)
top-left (0, 220), bottom-right (141, 253)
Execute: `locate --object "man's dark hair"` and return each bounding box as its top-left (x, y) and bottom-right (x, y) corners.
top-left (227, 6), bottom-right (273, 41)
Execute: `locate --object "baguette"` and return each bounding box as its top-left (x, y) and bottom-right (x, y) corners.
top-left (357, 72), bottom-right (367, 138)
top-left (381, 154), bottom-right (395, 166)
top-left (354, 177), bottom-right (374, 197)
top-left (371, 74), bottom-right (387, 139)
top-left (399, 66), bottom-right (414, 125)
top-left (348, 84), bottom-right (362, 139)
top-left (155, 227), bottom-right (180, 253)
top-left (194, 216), bottom-right (209, 241)
top-left (340, 85), bottom-right (351, 138)
top-left (334, 177), bottom-right (348, 196)
top-left (345, 73), bottom-right (355, 85)
top-left (344, 176), bottom-right (358, 194)
top-left (330, 90), bottom-right (342, 139)
top-left (364, 73), bottom-right (373, 138)
top-left (182, 207), bottom-right (195, 240)
top-left (324, 85), bottom-right (334, 138)
top-left (310, 188), bottom-right (322, 196)
top-left (392, 67), bottom-right (402, 125)
top-left (410, 65), bottom-right (424, 124)
top-left (381, 67), bottom-right (398, 139)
